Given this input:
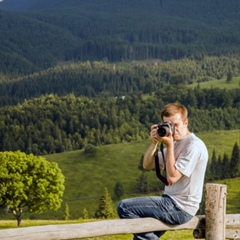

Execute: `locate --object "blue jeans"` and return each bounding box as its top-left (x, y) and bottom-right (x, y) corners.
top-left (117, 194), bottom-right (193, 240)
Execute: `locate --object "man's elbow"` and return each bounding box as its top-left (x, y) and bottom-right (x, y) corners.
top-left (143, 162), bottom-right (153, 170)
top-left (167, 177), bottom-right (176, 185)
top-left (167, 174), bottom-right (182, 184)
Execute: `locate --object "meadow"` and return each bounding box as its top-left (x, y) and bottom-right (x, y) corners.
top-left (36, 130), bottom-right (240, 219)
top-left (0, 130), bottom-right (239, 240)
top-left (189, 76), bottom-right (240, 89)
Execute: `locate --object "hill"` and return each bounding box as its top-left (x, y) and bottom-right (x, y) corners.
top-left (0, 57), bottom-right (239, 107)
top-left (1, 130), bottom-right (237, 220)
top-left (1, 0), bottom-right (240, 74)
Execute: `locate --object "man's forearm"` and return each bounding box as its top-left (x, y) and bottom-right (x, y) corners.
top-left (143, 142), bottom-right (158, 170)
top-left (165, 146), bottom-right (182, 184)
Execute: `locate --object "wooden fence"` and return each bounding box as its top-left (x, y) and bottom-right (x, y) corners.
top-left (0, 184), bottom-right (240, 240)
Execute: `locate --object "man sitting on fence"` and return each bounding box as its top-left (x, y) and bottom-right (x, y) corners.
top-left (117, 103), bottom-right (208, 239)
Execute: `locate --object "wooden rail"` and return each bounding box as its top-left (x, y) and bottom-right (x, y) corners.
top-left (0, 184), bottom-right (239, 240)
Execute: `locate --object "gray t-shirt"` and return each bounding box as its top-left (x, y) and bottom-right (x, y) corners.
top-left (158, 133), bottom-right (208, 216)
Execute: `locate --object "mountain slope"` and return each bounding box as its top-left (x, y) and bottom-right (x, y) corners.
top-left (1, 0), bottom-right (240, 75)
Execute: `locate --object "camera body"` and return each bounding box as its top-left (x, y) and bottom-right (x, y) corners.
top-left (157, 123), bottom-right (175, 137)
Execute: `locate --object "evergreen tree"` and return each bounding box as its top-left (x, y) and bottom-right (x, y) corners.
top-left (82, 208), bottom-right (89, 219)
top-left (114, 181), bottom-right (124, 200)
top-left (138, 154), bottom-right (145, 171)
top-left (63, 203), bottom-right (70, 220)
top-left (210, 149), bottom-right (218, 181)
top-left (226, 70), bottom-right (233, 83)
top-left (229, 142), bottom-right (240, 178)
top-left (221, 153), bottom-right (230, 179)
top-left (136, 172), bottom-right (149, 193)
top-left (94, 187), bottom-right (116, 219)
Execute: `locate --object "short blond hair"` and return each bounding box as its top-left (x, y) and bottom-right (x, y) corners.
top-left (161, 103), bottom-right (188, 121)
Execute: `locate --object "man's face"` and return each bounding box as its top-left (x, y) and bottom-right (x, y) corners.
top-left (163, 113), bottom-right (188, 141)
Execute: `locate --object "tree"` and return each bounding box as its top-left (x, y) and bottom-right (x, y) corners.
top-left (221, 153), bottom-right (230, 179)
top-left (136, 172), bottom-right (149, 193)
top-left (226, 70), bottom-right (233, 83)
top-left (84, 144), bottom-right (97, 156)
top-left (94, 187), bottom-right (116, 219)
top-left (0, 151), bottom-right (65, 226)
top-left (63, 203), bottom-right (70, 220)
top-left (210, 149), bottom-right (218, 181)
top-left (138, 154), bottom-right (145, 171)
top-left (82, 208), bottom-right (89, 219)
top-left (114, 181), bottom-right (124, 200)
top-left (229, 142), bottom-right (240, 178)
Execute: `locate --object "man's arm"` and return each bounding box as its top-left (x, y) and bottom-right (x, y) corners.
top-left (164, 144), bottom-right (183, 184)
top-left (143, 142), bottom-right (158, 170)
top-left (144, 124), bottom-right (183, 184)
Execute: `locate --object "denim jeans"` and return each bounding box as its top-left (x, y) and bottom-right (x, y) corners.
top-left (117, 194), bottom-right (193, 240)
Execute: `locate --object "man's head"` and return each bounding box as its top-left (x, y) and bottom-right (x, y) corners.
top-left (160, 103), bottom-right (189, 141)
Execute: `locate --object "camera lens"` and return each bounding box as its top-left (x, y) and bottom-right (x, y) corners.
top-left (157, 126), bottom-right (168, 137)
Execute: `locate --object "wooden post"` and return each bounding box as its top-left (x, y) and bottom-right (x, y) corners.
top-left (205, 183), bottom-right (227, 240)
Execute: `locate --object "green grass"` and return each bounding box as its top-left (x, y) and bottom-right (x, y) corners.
top-left (43, 130), bottom-right (240, 219)
top-left (188, 76), bottom-right (240, 89)
top-left (217, 178), bottom-right (240, 214)
top-left (1, 130), bottom-right (239, 222)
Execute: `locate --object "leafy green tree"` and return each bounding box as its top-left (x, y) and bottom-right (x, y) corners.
top-left (114, 181), bottom-right (124, 200)
top-left (63, 203), bottom-right (70, 220)
top-left (84, 144), bottom-right (97, 156)
top-left (0, 151), bottom-right (65, 226)
top-left (94, 187), bottom-right (116, 219)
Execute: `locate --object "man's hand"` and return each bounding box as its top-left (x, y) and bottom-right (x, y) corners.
top-left (150, 124), bottom-right (174, 148)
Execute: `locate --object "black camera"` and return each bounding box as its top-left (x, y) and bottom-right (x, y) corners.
top-left (157, 123), bottom-right (175, 137)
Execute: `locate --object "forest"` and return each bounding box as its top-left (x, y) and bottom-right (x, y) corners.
top-left (1, 0), bottom-right (240, 75)
top-left (0, 56), bottom-right (239, 106)
top-left (0, 88), bottom-right (239, 155)
top-left (0, 0), bottom-right (239, 224)
top-left (0, 0), bottom-right (239, 156)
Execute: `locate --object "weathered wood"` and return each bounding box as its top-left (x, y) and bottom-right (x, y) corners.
top-left (0, 214), bottom-right (239, 240)
top-left (225, 229), bottom-right (240, 239)
top-left (0, 216), bottom-right (202, 240)
top-left (226, 214), bottom-right (240, 228)
top-left (205, 183), bottom-right (227, 240)
top-left (193, 214), bottom-right (240, 239)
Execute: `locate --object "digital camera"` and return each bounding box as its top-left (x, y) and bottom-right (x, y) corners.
top-left (157, 123), bottom-right (175, 137)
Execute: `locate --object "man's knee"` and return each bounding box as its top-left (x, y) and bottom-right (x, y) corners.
top-left (116, 200), bottom-right (125, 218)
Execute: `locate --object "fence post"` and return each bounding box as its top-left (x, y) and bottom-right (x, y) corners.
top-left (205, 183), bottom-right (227, 240)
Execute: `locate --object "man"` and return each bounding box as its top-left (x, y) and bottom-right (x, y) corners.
top-left (117, 103), bottom-right (208, 239)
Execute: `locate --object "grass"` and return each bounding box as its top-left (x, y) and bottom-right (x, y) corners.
top-left (188, 76), bottom-right (240, 89)
top-left (1, 130), bottom-right (239, 222)
top-left (42, 130), bottom-right (240, 219)
top-left (217, 178), bottom-right (240, 214)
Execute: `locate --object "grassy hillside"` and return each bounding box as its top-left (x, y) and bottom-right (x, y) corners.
top-left (189, 76), bottom-right (240, 89)
top-left (1, 130), bottom-right (238, 221)
top-left (25, 130), bottom-right (239, 219)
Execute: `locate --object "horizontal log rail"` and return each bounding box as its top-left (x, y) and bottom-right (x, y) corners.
top-left (0, 214), bottom-right (239, 240)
